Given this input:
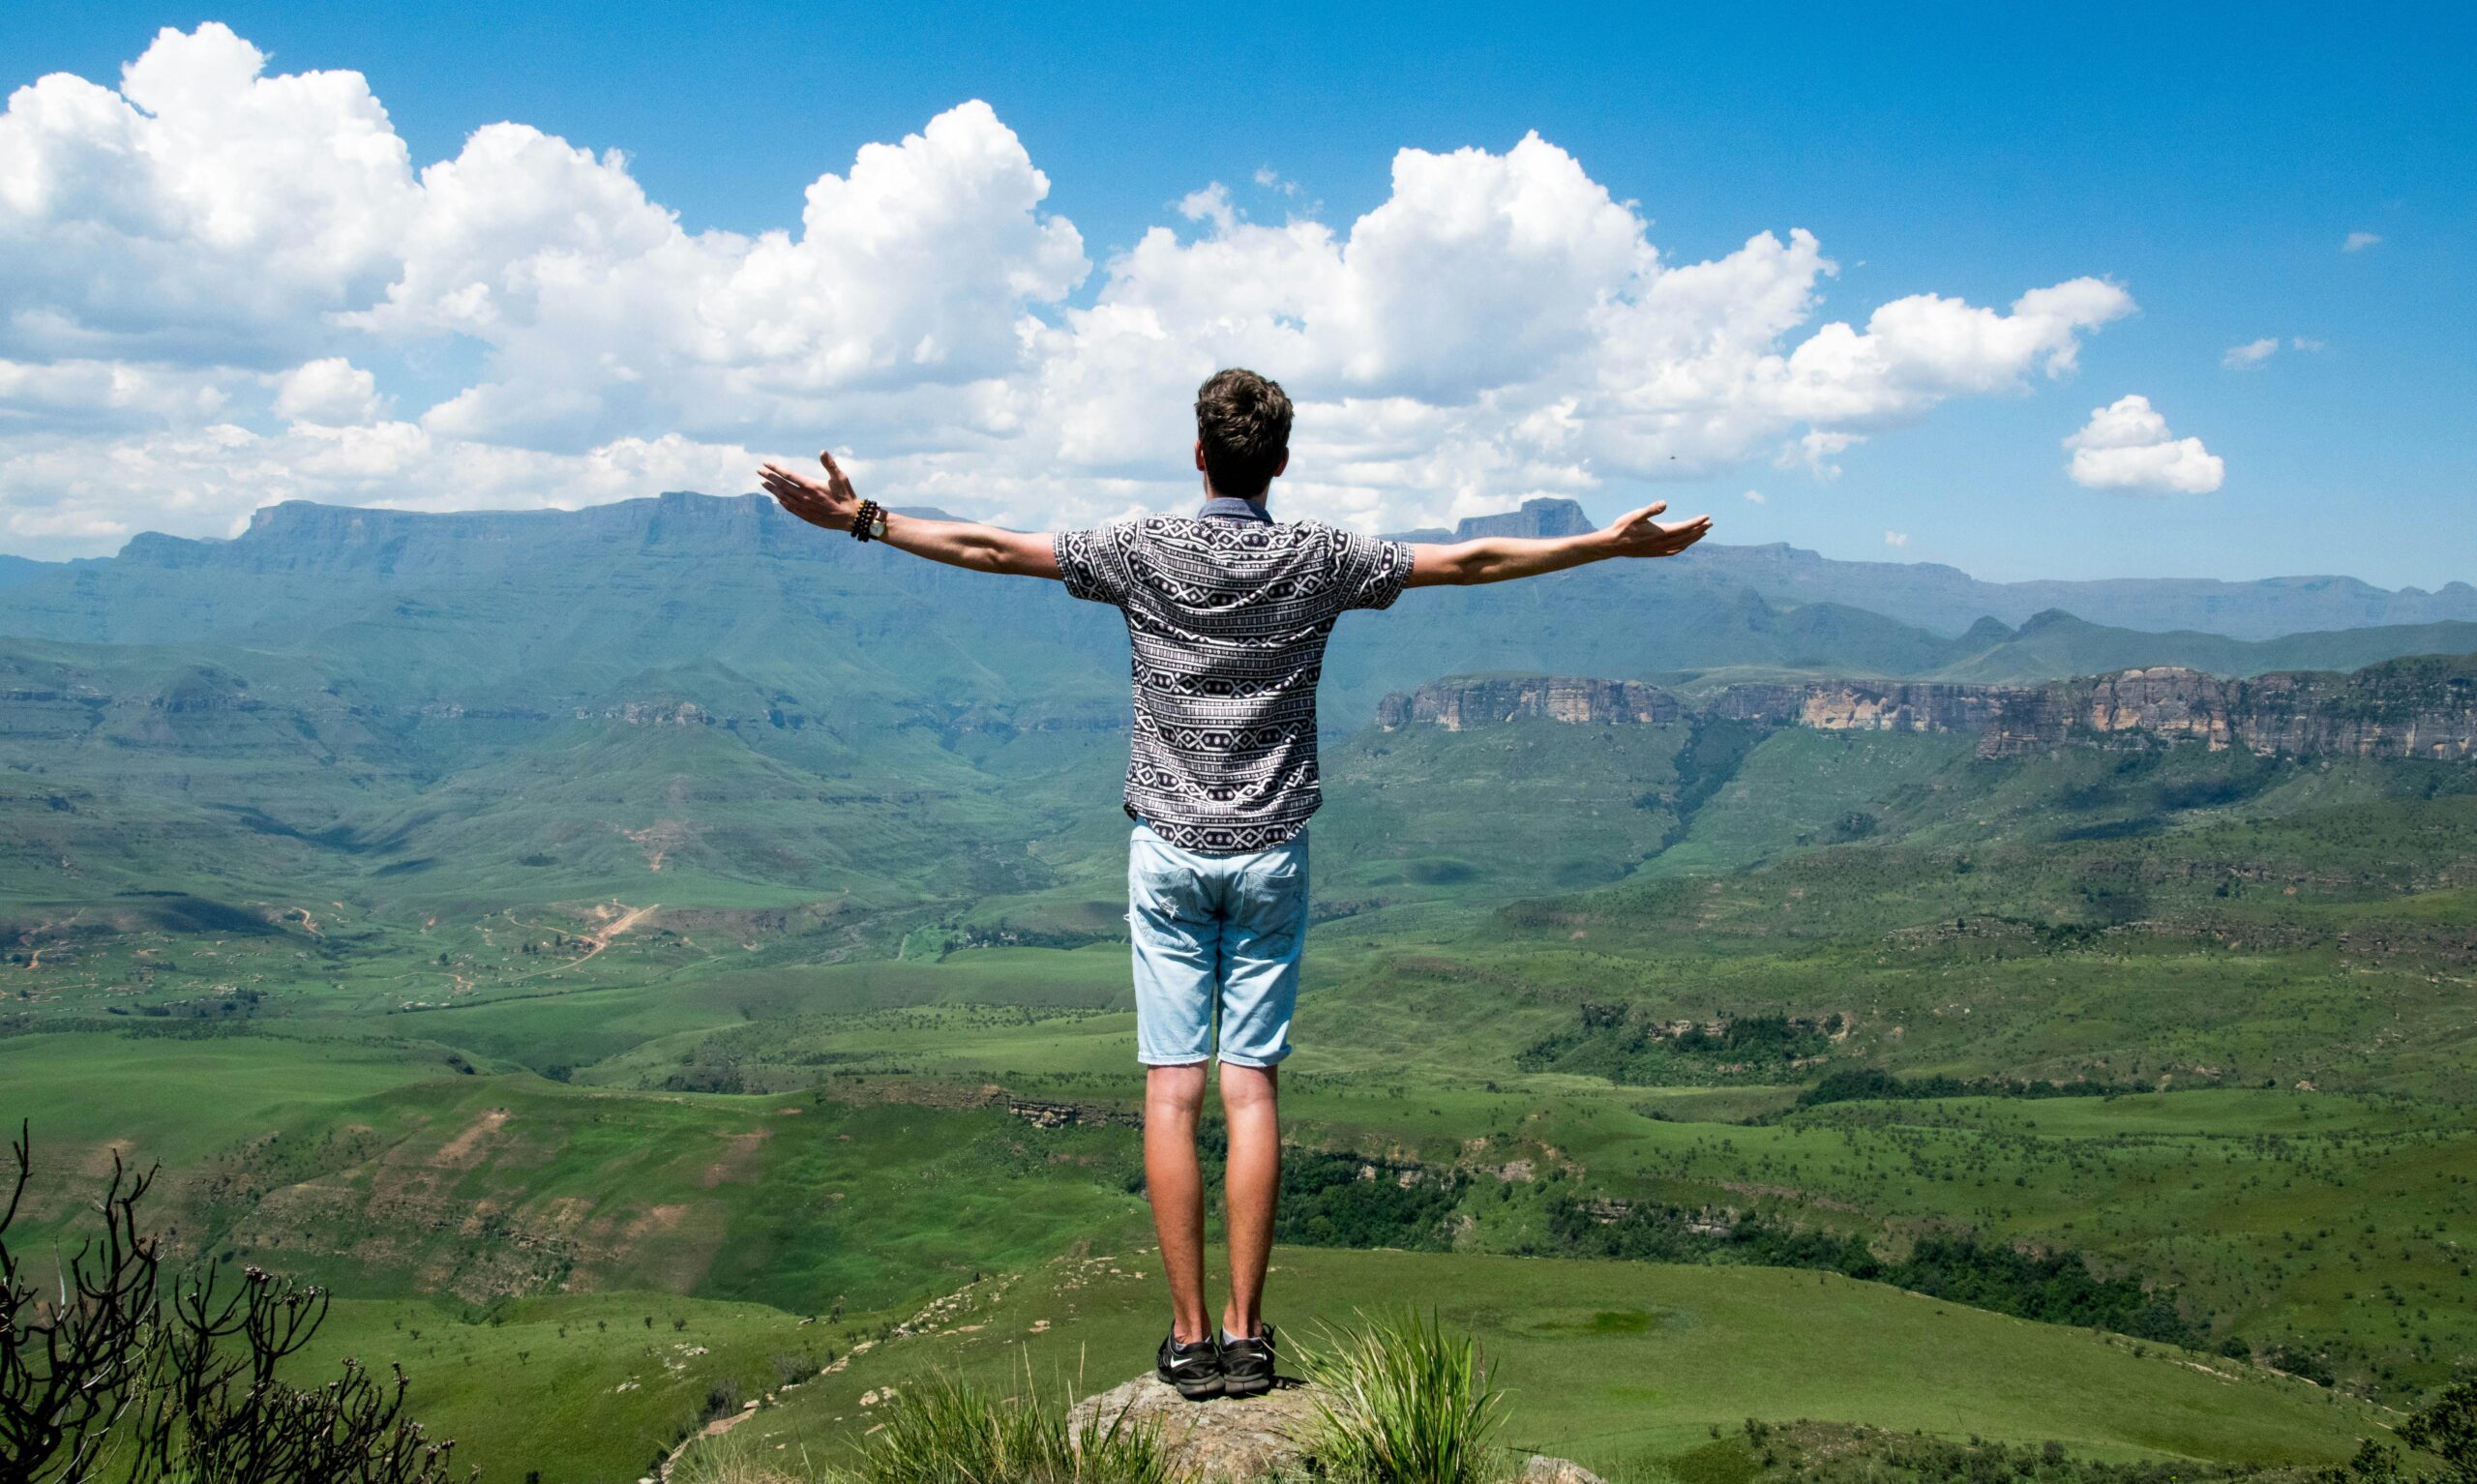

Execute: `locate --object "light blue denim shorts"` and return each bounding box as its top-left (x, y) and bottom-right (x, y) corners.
top-left (1127, 820), bottom-right (1309, 1068)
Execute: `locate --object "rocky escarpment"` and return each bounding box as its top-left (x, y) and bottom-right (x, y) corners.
top-left (1379, 652), bottom-right (2477, 760)
top-left (1705, 679), bottom-right (2022, 735)
top-left (1379, 674), bottom-right (2022, 737)
top-left (1978, 656), bottom-right (2477, 758)
top-left (1376, 675), bottom-right (1684, 730)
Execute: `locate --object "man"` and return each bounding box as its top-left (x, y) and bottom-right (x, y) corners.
top-left (757, 368), bottom-right (1711, 1401)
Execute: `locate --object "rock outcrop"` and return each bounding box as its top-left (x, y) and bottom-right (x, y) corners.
top-left (1376, 652), bottom-right (2477, 761)
top-left (1377, 676), bottom-right (1684, 730)
top-left (1065, 1374), bottom-right (1607, 1484)
top-left (1977, 658), bottom-right (2477, 759)
top-left (1068, 1375), bottom-right (1328, 1483)
top-left (1705, 680), bottom-right (2022, 734)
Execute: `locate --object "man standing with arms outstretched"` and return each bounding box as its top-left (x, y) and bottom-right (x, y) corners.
top-left (758, 369), bottom-right (1711, 1401)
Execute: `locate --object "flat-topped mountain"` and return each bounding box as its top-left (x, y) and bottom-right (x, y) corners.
top-left (1379, 651), bottom-right (2477, 760)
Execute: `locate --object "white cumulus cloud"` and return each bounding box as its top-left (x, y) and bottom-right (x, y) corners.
top-left (0, 23), bottom-right (2142, 555)
top-left (2063, 394), bottom-right (2223, 495)
top-left (2222, 338), bottom-right (2279, 369)
top-left (273, 357), bottom-right (381, 425)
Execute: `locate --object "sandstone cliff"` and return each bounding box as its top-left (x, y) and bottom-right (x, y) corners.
top-left (1375, 675), bottom-right (1684, 730)
top-left (1705, 680), bottom-right (2022, 734)
top-left (1377, 652), bottom-right (2477, 760)
top-left (1977, 656), bottom-right (2477, 759)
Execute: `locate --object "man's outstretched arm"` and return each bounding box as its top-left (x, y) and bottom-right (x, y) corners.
top-left (757, 451), bottom-right (1061, 579)
top-left (1405, 500), bottom-right (1713, 587)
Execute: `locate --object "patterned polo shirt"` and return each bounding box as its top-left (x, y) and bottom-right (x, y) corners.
top-left (1055, 497), bottom-right (1416, 853)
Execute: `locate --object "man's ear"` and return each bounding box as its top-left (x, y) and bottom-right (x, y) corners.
top-left (1195, 440), bottom-right (1207, 474)
top-left (1272, 451), bottom-right (1289, 479)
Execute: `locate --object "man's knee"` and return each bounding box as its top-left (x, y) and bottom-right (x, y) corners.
top-left (1147, 1062), bottom-right (1209, 1120)
top-left (1218, 1060), bottom-right (1278, 1115)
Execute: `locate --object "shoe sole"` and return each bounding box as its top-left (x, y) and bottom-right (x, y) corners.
top-left (1159, 1370), bottom-right (1224, 1400)
top-left (1221, 1372), bottom-right (1271, 1398)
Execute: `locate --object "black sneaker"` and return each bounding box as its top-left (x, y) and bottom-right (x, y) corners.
top-left (1218, 1322), bottom-right (1275, 1397)
top-left (1156, 1331), bottom-right (1223, 1400)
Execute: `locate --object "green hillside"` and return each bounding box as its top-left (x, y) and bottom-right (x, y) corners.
top-left (701, 1247), bottom-right (2388, 1474)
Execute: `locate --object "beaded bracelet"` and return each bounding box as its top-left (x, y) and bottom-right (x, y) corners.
top-left (851, 498), bottom-right (882, 543)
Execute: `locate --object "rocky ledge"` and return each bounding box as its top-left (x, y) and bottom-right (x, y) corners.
top-left (1066, 1373), bottom-right (1606, 1484)
top-left (1377, 652), bottom-right (2477, 761)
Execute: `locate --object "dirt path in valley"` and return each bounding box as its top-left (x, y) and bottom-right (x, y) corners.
top-left (557, 902), bottom-right (660, 972)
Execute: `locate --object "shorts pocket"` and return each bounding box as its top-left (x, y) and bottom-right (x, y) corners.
top-left (1231, 852), bottom-right (1307, 944)
top-left (1129, 839), bottom-right (1212, 926)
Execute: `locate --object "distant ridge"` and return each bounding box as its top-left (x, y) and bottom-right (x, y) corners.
top-left (0, 553), bottom-right (56, 591)
top-left (1384, 495), bottom-right (1599, 544)
top-left (1387, 495), bottom-right (2477, 640)
top-left (57, 490), bottom-right (2477, 641)
top-left (3, 493), bottom-right (2470, 718)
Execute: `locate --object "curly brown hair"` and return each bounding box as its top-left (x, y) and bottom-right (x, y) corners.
top-left (1195, 368), bottom-right (1292, 500)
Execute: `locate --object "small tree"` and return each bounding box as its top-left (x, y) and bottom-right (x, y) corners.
top-left (0, 1121), bottom-right (473, 1482)
top-left (2, 1122), bottom-right (164, 1478)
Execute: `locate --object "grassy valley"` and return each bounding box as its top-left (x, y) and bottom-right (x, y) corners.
top-left (3, 495), bottom-right (2472, 1479)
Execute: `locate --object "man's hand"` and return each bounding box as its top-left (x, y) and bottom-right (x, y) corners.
top-left (1602, 500), bottom-right (1713, 559)
top-left (756, 450), bottom-right (860, 531)
top-left (755, 443), bottom-right (1063, 580)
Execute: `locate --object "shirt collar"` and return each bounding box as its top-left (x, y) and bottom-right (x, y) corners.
top-left (1197, 495), bottom-right (1274, 524)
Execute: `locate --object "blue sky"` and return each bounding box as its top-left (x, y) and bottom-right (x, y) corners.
top-left (2, 1), bottom-right (2469, 587)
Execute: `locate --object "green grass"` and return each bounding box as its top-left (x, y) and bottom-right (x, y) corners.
top-left (7, 626), bottom-right (2476, 1479)
top-left (714, 1246), bottom-right (2387, 1478)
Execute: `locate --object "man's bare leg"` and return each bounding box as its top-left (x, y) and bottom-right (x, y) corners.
top-left (1145, 1062), bottom-right (1212, 1344)
top-left (1219, 1060), bottom-right (1279, 1338)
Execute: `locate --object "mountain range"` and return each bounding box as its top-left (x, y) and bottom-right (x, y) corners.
top-left (1389, 496), bottom-right (2477, 638)
top-left (4, 493), bottom-right (2474, 738)
top-left (6, 488), bottom-right (2471, 929)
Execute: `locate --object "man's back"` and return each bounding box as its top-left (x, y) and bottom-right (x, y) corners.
top-left (1054, 503), bottom-right (1413, 852)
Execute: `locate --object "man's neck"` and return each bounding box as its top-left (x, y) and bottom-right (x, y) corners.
top-left (1198, 493), bottom-right (1272, 523)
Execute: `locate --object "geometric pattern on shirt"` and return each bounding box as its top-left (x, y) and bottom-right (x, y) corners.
top-left (1055, 511), bottom-right (1414, 854)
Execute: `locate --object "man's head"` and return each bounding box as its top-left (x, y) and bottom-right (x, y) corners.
top-left (1194, 368), bottom-right (1292, 502)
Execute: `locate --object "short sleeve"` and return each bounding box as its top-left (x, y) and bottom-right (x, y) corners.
top-left (1054, 522), bottom-right (1136, 607)
top-left (1333, 530), bottom-right (1416, 612)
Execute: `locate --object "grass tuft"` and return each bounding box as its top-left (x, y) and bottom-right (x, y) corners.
top-left (1298, 1309), bottom-right (1508, 1484)
top-left (843, 1365), bottom-right (1168, 1484)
